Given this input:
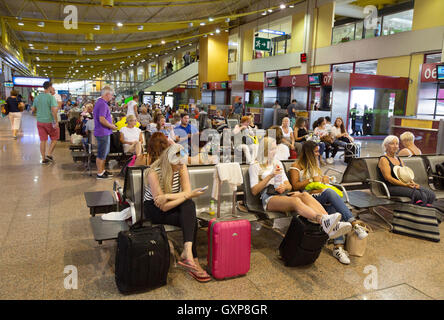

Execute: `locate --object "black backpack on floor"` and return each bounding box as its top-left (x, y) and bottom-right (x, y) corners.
top-left (433, 163), bottom-right (444, 190)
top-left (344, 143), bottom-right (358, 164)
top-left (115, 224), bottom-right (170, 294)
top-left (279, 216), bottom-right (328, 267)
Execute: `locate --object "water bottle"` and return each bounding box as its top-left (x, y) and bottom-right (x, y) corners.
top-left (209, 199), bottom-right (215, 215)
top-left (274, 164), bottom-right (282, 188)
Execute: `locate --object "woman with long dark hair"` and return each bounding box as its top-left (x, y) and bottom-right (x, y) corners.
top-left (289, 141), bottom-right (368, 265)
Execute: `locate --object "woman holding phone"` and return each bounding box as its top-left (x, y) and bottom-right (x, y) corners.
top-left (143, 143), bottom-right (211, 282)
top-left (249, 137), bottom-right (352, 239)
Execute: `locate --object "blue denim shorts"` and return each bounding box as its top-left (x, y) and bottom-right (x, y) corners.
top-left (96, 135), bottom-right (110, 160)
top-left (260, 189), bottom-right (275, 211)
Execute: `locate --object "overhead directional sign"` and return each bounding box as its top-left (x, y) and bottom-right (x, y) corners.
top-left (254, 37), bottom-right (272, 52)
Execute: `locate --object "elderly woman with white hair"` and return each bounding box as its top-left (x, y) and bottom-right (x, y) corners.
top-left (398, 131), bottom-right (422, 157)
top-left (378, 135), bottom-right (435, 206)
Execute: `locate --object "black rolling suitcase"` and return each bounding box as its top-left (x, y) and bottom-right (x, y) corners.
top-left (115, 224), bottom-right (170, 294)
top-left (279, 216), bottom-right (328, 267)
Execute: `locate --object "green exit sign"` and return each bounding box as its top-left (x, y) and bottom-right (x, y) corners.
top-left (254, 37), bottom-right (271, 52)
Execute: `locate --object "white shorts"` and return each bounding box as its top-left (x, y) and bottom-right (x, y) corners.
top-left (9, 112), bottom-right (22, 130)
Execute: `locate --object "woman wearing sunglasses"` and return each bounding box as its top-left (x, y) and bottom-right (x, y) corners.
top-left (143, 144), bottom-right (210, 282)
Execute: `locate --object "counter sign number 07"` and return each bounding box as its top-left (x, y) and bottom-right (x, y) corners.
top-left (323, 74), bottom-right (332, 86)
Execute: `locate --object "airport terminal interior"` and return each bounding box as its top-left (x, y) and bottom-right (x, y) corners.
top-left (0, 0), bottom-right (444, 301)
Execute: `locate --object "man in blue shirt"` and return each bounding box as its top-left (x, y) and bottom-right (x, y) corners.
top-left (174, 113), bottom-right (198, 156)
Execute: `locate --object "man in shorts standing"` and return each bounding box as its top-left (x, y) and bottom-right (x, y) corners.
top-left (94, 86), bottom-right (117, 180)
top-left (32, 81), bottom-right (59, 164)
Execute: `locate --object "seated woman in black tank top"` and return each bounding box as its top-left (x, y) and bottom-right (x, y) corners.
top-left (144, 143), bottom-right (210, 282)
top-left (378, 136), bottom-right (435, 206)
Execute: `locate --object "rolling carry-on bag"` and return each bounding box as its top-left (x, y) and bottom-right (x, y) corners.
top-left (279, 216), bottom-right (328, 267)
top-left (115, 224), bottom-right (170, 294)
top-left (207, 217), bottom-right (251, 280)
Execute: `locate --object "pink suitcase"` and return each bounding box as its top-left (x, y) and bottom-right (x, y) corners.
top-left (207, 218), bottom-right (251, 280)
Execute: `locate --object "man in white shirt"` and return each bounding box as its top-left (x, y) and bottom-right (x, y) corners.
top-left (126, 95), bottom-right (139, 119)
top-left (50, 87), bottom-right (63, 109)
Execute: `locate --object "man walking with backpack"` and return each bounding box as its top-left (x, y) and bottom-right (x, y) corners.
top-left (32, 81), bottom-right (59, 164)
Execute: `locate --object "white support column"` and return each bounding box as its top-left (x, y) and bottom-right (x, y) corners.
top-left (236, 28), bottom-right (244, 81)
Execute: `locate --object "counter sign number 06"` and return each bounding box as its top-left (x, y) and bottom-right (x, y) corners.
top-left (424, 66), bottom-right (437, 80)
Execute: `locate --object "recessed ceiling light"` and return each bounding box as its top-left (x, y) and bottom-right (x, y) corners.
top-left (29, 43), bottom-right (33, 47)
top-left (209, 17), bottom-right (214, 22)
top-left (200, 22), bottom-right (205, 26)
top-left (210, 33), bottom-right (214, 36)
top-left (138, 25), bottom-right (144, 30)
top-left (216, 28), bottom-right (220, 33)
top-left (262, 11), bottom-right (267, 16)
top-left (280, 4), bottom-right (286, 9)
top-left (189, 43), bottom-right (192, 46)
top-left (18, 22), bottom-right (24, 26)
top-left (225, 29), bottom-right (229, 32)
top-left (161, 40), bottom-right (165, 44)
top-left (116, 22), bottom-right (123, 27)
top-left (289, 5), bottom-right (294, 8)
top-left (37, 22), bottom-right (45, 27)
top-left (94, 25), bottom-right (100, 30)
top-left (80, 65), bottom-right (83, 67)
top-left (112, 46), bottom-right (116, 50)
top-left (268, 9), bottom-right (273, 13)
top-left (177, 46), bottom-right (181, 49)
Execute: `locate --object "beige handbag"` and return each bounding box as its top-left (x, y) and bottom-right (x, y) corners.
top-left (346, 223), bottom-right (372, 257)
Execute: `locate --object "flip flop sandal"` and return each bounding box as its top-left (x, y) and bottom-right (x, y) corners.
top-left (177, 258), bottom-right (198, 272)
top-left (188, 270), bottom-right (211, 283)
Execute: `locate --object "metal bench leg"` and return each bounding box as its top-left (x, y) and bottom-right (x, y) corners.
top-left (370, 207), bottom-right (393, 231)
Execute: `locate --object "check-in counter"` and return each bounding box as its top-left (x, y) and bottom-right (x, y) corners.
top-left (390, 117), bottom-right (444, 154)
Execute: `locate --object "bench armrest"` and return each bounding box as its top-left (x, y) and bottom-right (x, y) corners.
top-left (366, 179), bottom-right (391, 199)
top-left (331, 183), bottom-right (350, 203)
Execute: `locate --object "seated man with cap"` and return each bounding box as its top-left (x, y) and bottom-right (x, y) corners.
top-left (378, 135), bottom-right (435, 206)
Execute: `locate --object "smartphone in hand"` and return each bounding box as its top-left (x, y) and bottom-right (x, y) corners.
top-left (200, 185), bottom-right (209, 192)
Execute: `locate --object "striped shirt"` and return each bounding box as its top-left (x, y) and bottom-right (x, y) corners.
top-left (144, 167), bottom-right (181, 201)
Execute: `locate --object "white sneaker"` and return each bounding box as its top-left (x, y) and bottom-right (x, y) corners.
top-left (333, 247), bottom-right (350, 265)
top-left (326, 158), bottom-right (334, 164)
top-left (320, 213), bottom-right (341, 234)
top-left (353, 224), bottom-right (368, 240)
top-left (328, 221), bottom-right (352, 239)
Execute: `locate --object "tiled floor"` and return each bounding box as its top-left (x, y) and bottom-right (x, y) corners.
top-left (0, 113), bottom-right (443, 300)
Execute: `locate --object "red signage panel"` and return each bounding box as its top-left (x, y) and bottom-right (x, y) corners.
top-left (420, 63), bottom-right (439, 83)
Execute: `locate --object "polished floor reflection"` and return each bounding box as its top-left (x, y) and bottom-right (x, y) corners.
top-left (0, 113), bottom-right (442, 300)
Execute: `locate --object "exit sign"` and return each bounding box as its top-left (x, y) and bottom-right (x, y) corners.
top-left (254, 37), bottom-right (272, 52)
top-left (300, 53), bottom-right (307, 63)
